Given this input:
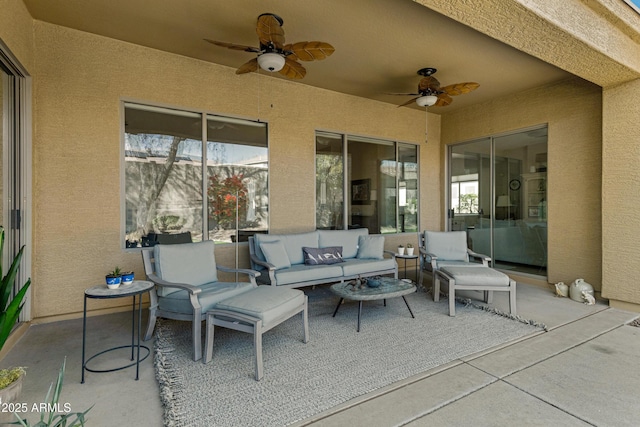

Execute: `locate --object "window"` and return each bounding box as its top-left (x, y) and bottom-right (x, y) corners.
top-left (124, 103), bottom-right (268, 247)
top-left (315, 132), bottom-right (418, 233)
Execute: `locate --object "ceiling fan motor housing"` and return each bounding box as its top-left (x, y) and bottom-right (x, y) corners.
top-left (257, 52), bottom-right (285, 72)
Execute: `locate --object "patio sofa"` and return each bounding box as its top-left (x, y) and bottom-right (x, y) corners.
top-left (248, 229), bottom-right (398, 288)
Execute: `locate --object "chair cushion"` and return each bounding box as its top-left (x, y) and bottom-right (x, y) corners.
top-left (341, 258), bottom-right (396, 277)
top-left (254, 232), bottom-right (319, 265)
top-left (154, 241), bottom-right (218, 297)
top-left (158, 281), bottom-right (254, 314)
top-left (440, 266), bottom-right (510, 287)
top-left (213, 286), bottom-right (305, 328)
top-left (424, 231), bottom-right (469, 262)
top-left (356, 235), bottom-right (385, 259)
top-left (260, 240), bottom-right (291, 270)
top-left (317, 229), bottom-right (368, 259)
top-left (303, 246), bottom-right (343, 265)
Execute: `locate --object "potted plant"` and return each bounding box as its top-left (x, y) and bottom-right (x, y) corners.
top-left (406, 243), bottom-right (415, 256)
top-left (105, 267), bottom-right (122, 289)
top-left (121, 270), bottom-right (135, 286)
top-left (397, 244), bottom-right (405, 255)
top-left (0, 227), bottom-right (31, 420)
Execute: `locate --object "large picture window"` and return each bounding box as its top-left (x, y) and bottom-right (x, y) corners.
top-left (124, 103), bottom-right (268, 247)
top-left (315, 132), bottom-right (418, 234)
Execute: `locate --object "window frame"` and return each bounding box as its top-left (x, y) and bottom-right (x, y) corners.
top-left (121, 100), bottom-right (269, 249)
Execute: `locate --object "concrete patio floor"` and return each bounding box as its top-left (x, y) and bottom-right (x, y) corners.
top-left (2, 279), bottom-right (638, 426)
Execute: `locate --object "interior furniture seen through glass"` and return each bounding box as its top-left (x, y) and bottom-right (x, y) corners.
top-left (448, 126), bottom-right (547, 277)
top-left (316, 131), bottom-right (418, 234)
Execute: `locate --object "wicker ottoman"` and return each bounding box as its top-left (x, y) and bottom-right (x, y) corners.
top-left (204, 286), bottom-right (309, 380)
top-left (434, 266), bottom-right (516, 317)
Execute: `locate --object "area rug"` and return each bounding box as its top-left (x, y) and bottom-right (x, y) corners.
top-left (154, 287), bottom-right (544, 427)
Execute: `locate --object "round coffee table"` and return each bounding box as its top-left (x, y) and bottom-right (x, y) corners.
top-left (330, 277), bottom-right (416, 332)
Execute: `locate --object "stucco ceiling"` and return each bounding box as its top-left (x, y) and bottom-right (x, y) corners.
top-left (23, 0), bottom-right (574, 114)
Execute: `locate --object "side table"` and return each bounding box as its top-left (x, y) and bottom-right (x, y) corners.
top-left (394, 253), bottom-right (419, 284)
top-left (81, 280), bottom-right (154, 383)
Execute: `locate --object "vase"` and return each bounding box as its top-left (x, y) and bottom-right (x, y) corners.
top-left (121, 272), bottom-right (134, 286)
top-left (397, 247), bottom-right (405, 255)
top-left (106, 275), bottom-right (122, 289)
top-left (569, 278), bottom-right (594, 302)
top-left (0, 373), bottom-right (24, 425)
top-left (406, 247), bottom-right (414, 256)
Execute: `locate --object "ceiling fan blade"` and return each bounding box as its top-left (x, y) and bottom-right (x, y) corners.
top-left (279, 57), bottom-right (306, 79)
top-left (284, 41), bottom-right (335, 61)
top-left (435, 93), bottom-right (453, 107)
top-left (418, 76), bottom-right (441, 92)
top-left (257, 14), bottom-right (285, 49)
top-left (236, 58), bottom-right (258, 74)
top-left (203, 39), bottom-right (260, 53)
top-left (386, 92), bottom-right (420, 96)
top-left (441, 82), bottom-right (479, 96)
top-left (397, 96), bottom-right (420, 108)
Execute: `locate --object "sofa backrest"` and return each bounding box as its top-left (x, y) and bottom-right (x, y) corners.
top-left (253, 231), bottom-right (319, 266)
top-left (423, 231), bottom-right (469, 262)
top-left (317, 228), bottom-right (368, 259)
top-left (250, 228), bottom-right (371, 268)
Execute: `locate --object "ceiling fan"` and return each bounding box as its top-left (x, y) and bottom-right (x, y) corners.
top-left (204, 13), bottom-right (335, 79)
top-left (391, 68), bottom-right (479, 107)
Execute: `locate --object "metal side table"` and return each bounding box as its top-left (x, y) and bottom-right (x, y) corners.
top-left (81, 280), bottom-right (153, 383)
top-left (394, 253), bottom-right (419, 283)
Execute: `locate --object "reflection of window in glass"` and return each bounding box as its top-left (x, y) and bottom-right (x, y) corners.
top-left (124, 103), bottom-right (268, 247)
top-left (451, 176), bottom-right (479, 213)
top-left (315, 132), bottom-right (418, 234)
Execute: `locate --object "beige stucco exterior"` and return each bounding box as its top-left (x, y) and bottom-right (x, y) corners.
top-left (1, 0), bottom-right (640, 320)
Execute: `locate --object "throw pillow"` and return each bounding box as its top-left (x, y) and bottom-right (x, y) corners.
top-left (356, 235), bottom-right (385, 259)
top-left (302, 246), bottom-right (344, 265)
top-left (260, 240), bottom-right (291, 270)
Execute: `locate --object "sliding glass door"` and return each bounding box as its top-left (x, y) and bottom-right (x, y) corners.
top-left (448, 127), bottom-right (547, 277)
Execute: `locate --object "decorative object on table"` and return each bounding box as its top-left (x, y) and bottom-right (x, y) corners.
top-left (582, 291), bottom-right (596, 305)
top-left (406, 243), bottom-right (414, 256)
top-left (105, 266), bottom-right (122, 289)
top-left (0, 227), bottom-right (31, 421)
top-left (569, 278), bottom-right (594, 303)
top-left (554, 281), bottom-right (569, 297)
top-left (366, 276), bottom-right (383, 288)
top-left (346, 277), bottom-right (367, 291)
top-left (121, 271), bottom-right (135, 286)
top-left (397, 244), bottom-right (405, 255)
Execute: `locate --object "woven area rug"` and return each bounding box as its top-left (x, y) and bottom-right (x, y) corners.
top-left (154, 287), bottom-right (543, 427)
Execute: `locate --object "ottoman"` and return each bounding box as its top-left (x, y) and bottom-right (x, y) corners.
top-left (203, 286), bottom-right (309, 381)
top-left (434, 266), bottom-right (516, 317)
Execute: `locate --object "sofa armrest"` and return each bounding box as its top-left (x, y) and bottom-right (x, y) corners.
top-left (249, 254), bottom-right (276, 271)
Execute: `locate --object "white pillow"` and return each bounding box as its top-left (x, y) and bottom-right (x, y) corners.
top-left (356, 235), bottom-right (385, 259)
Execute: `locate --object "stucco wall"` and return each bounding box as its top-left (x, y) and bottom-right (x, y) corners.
top-left (31, 21), bottom-right (439, 319)
top-left (0, 0), bottom-right (34, 73)
top-left (440, 77), bottom-right (602, 289)
top-left (602, 78), bottom-right (640, 307)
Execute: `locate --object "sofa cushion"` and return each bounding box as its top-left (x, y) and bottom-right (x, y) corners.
top-left (317, 229), bottom-right (368, 259)
top-left (158, 281), bottom-right (254, 314)
top-left (260, 240), bottom-right (291, 270)
top-left (213, 286), bottom-right (305, 328)
top-left (274, 263), bottom-right (343, 286)
top-left (254, 232), bottom-right (319, 265)
top-left (341, 258), bottom-right (396, 277)
top-left (303, 246), bottom-right (344, 265)
top-left (154, 240), bottom-right (218, 297)
top-left (356, 235), bottom-right (385, 259)
top-left (424, 231), bottom-right (469, 262)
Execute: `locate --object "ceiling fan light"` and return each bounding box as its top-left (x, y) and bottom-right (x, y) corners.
top-left (416, 95), bottom-right (438, 107)
top-left (257, 53), bottom-right (285, 72)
